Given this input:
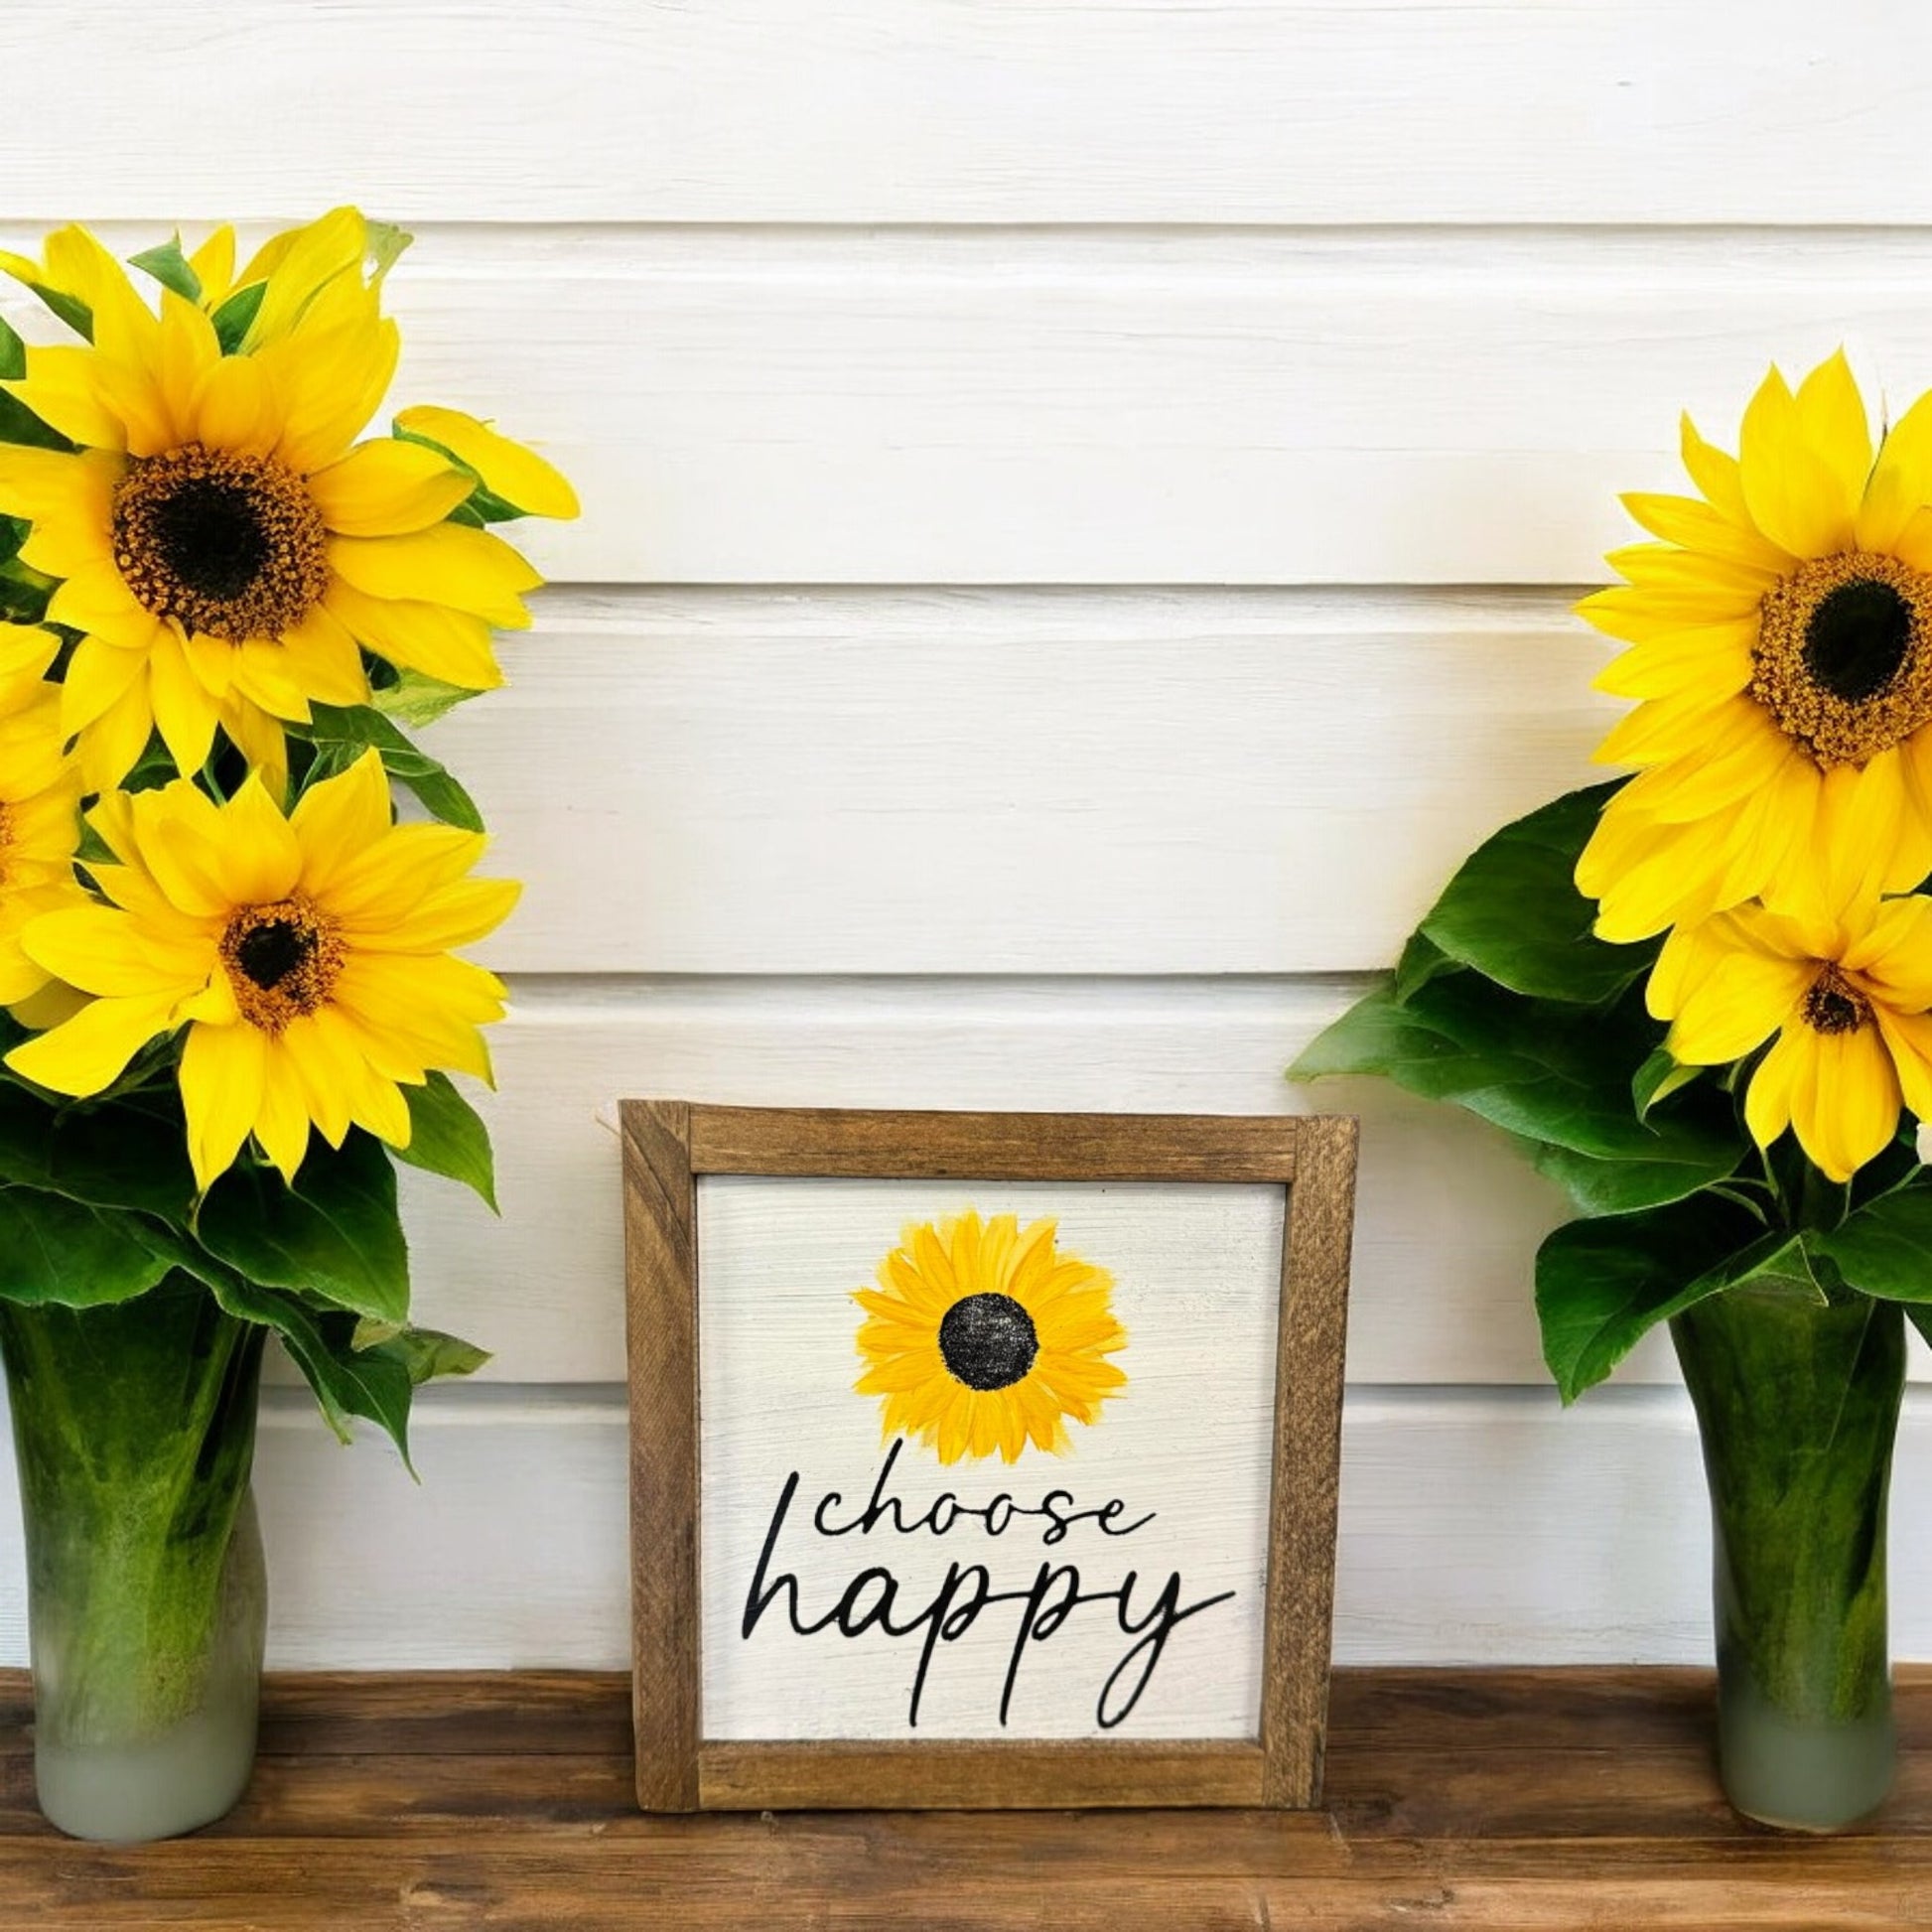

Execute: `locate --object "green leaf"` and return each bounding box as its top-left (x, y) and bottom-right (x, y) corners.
top-left (392, 1072), bottom-right (497, 1210)
top-left (0, 1084), bottom-right (198, 1221)
top-left (1291, 973), bottom-right (1742, 1209)
top-left (209, 282), bottom-right (265, 354)
top-left (1515, 1136), bottom-right (1739, 1218)
top-left (371, 668), bottom-right (479, 730)
top-left (22, 284), bottom-right (91, 341)
top-left (1535, 1196), bottom-right (1770, 1403)
top-left (0, 1185), bottom-right (179, 1308)
top-left (351, 1317), bottom-right (490, 1384)
top-left (1814, 1185), bottom-right (1932, 1304)
top-left (1632, 1045), bottom-right (1701, 1123)
top-left (293, 703), bottom-right (484, 832)
top-left (127, 235), bottom-right (203, 303)
top-left (0, 314), bottom-right (24, 382)
top-left (196, 1131), bottom-right (410, 1324)
top-left (204, 1273), bottom-right (417, 1464)
top-left (1393, 930), bottom-right (1459, 1004)
top-left (1416, 782), bottom-right (1656, 1004)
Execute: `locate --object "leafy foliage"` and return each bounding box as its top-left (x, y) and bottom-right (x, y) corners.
top-left (1284, 780), bottom-right (1922, 1397)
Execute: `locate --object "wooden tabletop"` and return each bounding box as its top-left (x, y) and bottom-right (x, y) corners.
top-left (2, 1666), bottom-right (1929, 1928)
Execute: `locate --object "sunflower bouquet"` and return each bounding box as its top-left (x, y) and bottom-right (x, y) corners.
top-left (1294, 350), bottom-right (1932, 1830)
top-left (0, 209), bottom-right (574, 1841)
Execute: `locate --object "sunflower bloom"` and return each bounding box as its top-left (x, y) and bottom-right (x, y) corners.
top-left (1578, 350), bottom-right (1932, 942)
top-left (1648, 890), bottom-right (1932, 1182)
top-left (0, 683), bottom-right (84, 1005)
top-left (854, 1209), bottom-right (1128, 1463)
top-left (6, 751), bottom-right (517, 1189)
top-left (0, 216), bottom-right (575, 790)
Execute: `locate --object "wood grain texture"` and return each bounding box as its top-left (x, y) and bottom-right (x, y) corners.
top-left (1263, 1116), bottom-right (1358, 1806)
top-left (1, 1668), bottom-right (1931, 1926)
top-left (10, 235), bottom-right (1932, 584)
top-left (687, 1105), bottom-right (1301, 1181)
top-left (5, 5), bottom-right (1931, 225)
top-left (620, 1102), bottom-right (701, 1810)
top-left (697, 1740), bottom-right (1266, 1811)
top-left (456, 589), bottom-right (1611, 975)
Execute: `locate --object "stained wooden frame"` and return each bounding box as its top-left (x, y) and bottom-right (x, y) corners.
top-left (621, 1103), bottom-right (1358, 1813)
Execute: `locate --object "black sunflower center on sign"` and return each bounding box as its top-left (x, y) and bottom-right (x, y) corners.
top-left (111, 444), bottom-right (331, 642)
top-left (936, 1292), bottom-right (1039, 1391)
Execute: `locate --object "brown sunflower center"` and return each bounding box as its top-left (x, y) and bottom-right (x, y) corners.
top-left (111, 445), bottom-right (329, 643)
top-left (1801, 963), bottom-right (1871, 1036)
top-left (936, 1292), bottom-right (1039, 1391)
top-left (220, 895), bottom-right (343, 1035)
top-left (1752, 552), bottom-right (1932, 766)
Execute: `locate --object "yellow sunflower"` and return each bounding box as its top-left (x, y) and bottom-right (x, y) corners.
top-left (5, 750), bottom-right (517, 1190)
top-left (0, 678), bottom-right (85, 1006)
top-left (1578, 350), bottom-right (1932, 942)
top-left (0, 213), bottom-right (577, 791)
top-left (1649, 886), bottom-right (1932, 1182)
top-left (854, 1208), bottom-right (1128, 1464)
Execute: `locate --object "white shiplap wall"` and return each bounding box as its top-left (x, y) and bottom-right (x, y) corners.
top-left (3, 0), bottom-right (1929, 1670)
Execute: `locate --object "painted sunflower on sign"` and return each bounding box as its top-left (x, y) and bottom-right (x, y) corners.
top-left (0, 210), bottom-right (577, 790)
top-left (1579, 350), bottom-right (1932, 942)
top-left (6, 750), bottom-right (515, 1191)
top-left (853, 1209), bottom-right (1128, 1464)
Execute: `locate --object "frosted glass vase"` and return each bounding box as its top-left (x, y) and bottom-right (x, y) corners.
top-left (0, 1278), bottom-right (268, 1842)
top-left (1672, 1289), bottom-right (1902, 1832)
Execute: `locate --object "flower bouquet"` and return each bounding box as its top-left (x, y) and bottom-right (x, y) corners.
top-left (0, 209), bottom-right (575, 1840)
top-left (1295, 350), bottom-right (1932, 1831)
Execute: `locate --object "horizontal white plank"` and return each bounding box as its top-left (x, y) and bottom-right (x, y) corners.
top-left (5, 1384), bottom-right (1931, 1670)
top-left (13, 230), bottom-right (1932, 582)
top-left (4, 5), bottom-right (1930, 226)
top-left (458, 588), bottom-right (1611, 974)
top-left (394, 976), bottom-right (1595, 1389)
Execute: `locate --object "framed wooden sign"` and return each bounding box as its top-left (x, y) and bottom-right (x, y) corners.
top-left (621, 1104), bottom-right (1357, 1812)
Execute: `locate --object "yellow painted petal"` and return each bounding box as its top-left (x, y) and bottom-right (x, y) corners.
top-left (393, 404), bottom-right (580, 519)
top-left (60, 634), bottom-right (147, 734)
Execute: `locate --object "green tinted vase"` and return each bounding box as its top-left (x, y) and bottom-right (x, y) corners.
top-left (0, 1277), bottom-right (267, 1842)
top-left (1671, 1289), bottom-right (1902, 1832)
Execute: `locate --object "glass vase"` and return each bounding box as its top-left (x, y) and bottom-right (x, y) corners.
top-left (1671, 1287), bottom-right (1903, 1832)
top-left (0, 1275), bottom-right (268, 1842)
